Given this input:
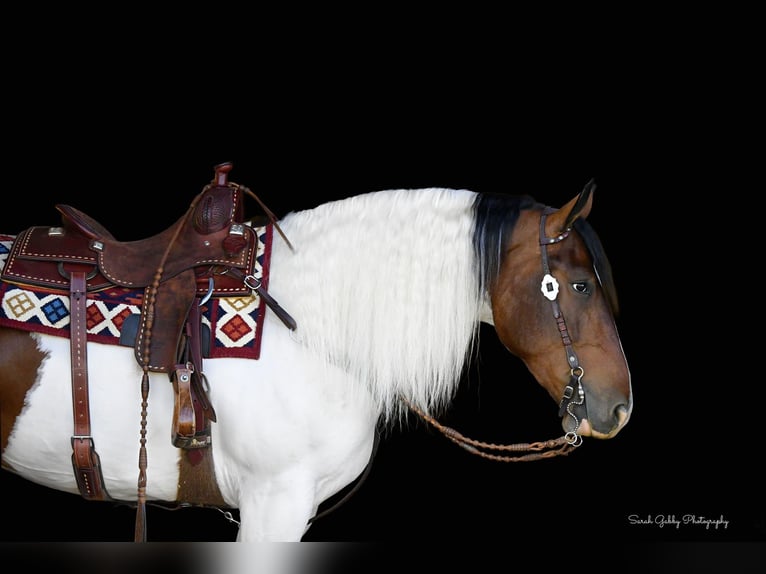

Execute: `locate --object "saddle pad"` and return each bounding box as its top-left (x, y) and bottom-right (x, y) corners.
top-left (0, 226), bottom-right (274, 361)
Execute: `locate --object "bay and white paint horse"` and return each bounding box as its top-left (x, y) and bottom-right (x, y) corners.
top-left (0, 176), bottom-right (632, 541)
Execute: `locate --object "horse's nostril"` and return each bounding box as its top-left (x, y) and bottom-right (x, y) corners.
top-left (614, 403), bottom-right (630, 426)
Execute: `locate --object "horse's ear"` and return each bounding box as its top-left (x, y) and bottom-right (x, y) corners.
top-left (548, 178), bottom-right (595, 233)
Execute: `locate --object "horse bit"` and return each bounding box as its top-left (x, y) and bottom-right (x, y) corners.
top-left (408, 206), bottom-right (587, 462)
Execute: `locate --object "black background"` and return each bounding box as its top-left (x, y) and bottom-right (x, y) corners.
top-left (0, 13), bottom-right (762, 572)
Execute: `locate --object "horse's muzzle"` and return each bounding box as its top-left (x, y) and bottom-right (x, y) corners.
top-left (565, 401), bottom-right (631, 439)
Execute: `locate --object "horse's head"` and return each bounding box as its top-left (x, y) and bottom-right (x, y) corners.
top-left (488, 180), bottom-right (632, 440)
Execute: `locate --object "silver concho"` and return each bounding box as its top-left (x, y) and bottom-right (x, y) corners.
top-left (541, 273), bottom-right (559, 301)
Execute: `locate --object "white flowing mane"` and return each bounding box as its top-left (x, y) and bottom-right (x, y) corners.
top-left (274, 188), bottom-right (485, 423)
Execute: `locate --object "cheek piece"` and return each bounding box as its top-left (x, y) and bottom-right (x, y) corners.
top-left (539, 207), bottom-right (586, 446)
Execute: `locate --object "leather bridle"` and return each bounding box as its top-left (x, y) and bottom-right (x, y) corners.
top-left (539, 207), bottom-right (586, 447)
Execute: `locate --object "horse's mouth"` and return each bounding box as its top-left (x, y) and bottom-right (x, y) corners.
top-left (563, 414), bottom-right (627, 440)
top-left (570, 418), bottom-right (594, 437)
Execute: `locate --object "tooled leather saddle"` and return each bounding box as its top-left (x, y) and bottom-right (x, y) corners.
top-left (1, 163), bottom-right (295, 506)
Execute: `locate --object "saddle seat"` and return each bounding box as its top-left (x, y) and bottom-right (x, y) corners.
top-left (56, 168), bottom-right (254, 292)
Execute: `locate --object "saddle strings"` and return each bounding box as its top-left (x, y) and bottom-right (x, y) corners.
top-left (134, 189), bottom-right (206, 543)
top-left (238, 184), bottom-right (294, 252)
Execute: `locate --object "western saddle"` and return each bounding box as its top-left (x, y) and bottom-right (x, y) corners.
top-left (1, 162), bottom-right (295, 538)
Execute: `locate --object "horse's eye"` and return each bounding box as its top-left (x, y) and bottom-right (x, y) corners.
top-left (572, 282), bottom-right (590, 295)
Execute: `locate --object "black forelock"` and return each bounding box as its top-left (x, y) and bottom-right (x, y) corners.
top-left (472, 193), bottom-right (541, 295)
top-left (472, 192), bottom-right (619, 317)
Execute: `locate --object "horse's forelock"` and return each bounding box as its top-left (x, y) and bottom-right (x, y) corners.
top-left (472, 193), bottom-right (538, 295)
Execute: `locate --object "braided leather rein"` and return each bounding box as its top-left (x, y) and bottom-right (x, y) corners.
top-left (406, 401), bottom-right (577, 462)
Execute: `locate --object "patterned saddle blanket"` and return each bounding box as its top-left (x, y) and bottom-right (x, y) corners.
top-left (0, 225), bottom-right (273, 361)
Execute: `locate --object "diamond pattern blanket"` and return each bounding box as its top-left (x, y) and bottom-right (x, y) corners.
top-left (0, 226), bottom-right (273, 360)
